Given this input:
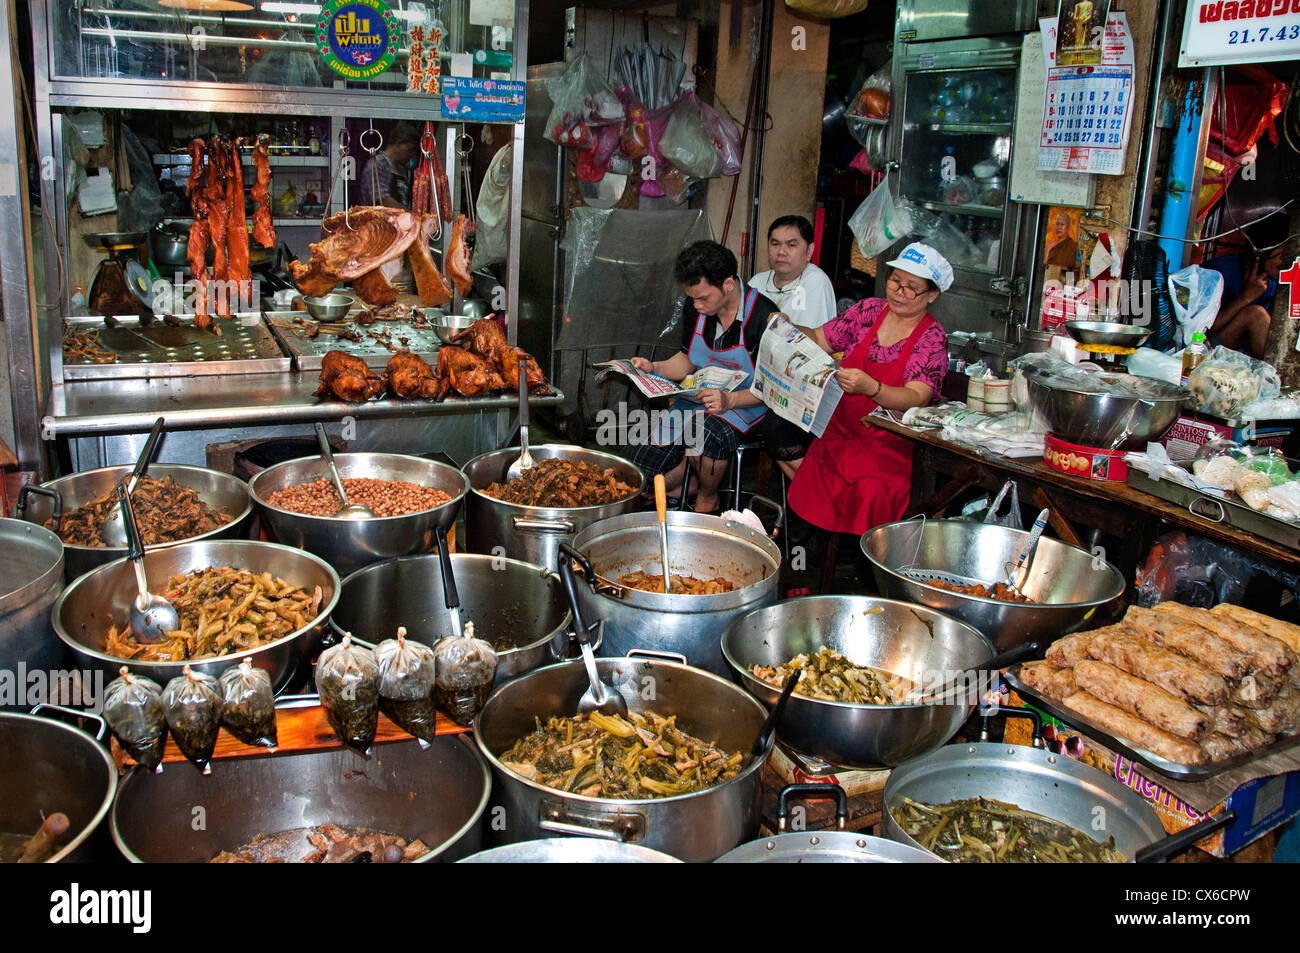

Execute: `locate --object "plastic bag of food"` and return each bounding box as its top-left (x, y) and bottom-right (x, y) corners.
top-left (1168, 265), bottom-right (1224, 347)
top-left (1186, 345), bottom-right (1281, 419)
top-left (848, 179), bottom-right (912, 260)
top-left (697, 97), bottom-right (742, 176)
top-left (315, 635), bottom-right (379, 754)
top-left (1135, 531), bottom-right (1212, 607)
top-left (661, 95), bottom-right (723, 179)
top-left (432, 622), bottom-right (498, 727)
top-left (218, 659), bottom-right (277, 749)
top-left (376, 627), bottom-right (438, 743)
top-left (103, 666), bottom-right (168, 772)
top-left (162, 666), bottom-right (223, 774)
top-left (543, 52), bottom-right (623, 149)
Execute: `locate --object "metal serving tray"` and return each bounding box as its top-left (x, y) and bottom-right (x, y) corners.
top-left (264, 310), bottom-right (445, 372)
top-left (62, 313), bottom-right (290, 380)
top-left (1126, 468), bottom-right (1300, 552)
top-left (1005, 667), bottom-right (1300, 782)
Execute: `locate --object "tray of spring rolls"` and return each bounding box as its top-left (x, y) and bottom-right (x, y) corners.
top-left (1006, 602), bottom-right (1300, 780)
top-left (264, 306), bottom-right (446, 372)
top-left (62, 313), bottom-right (291, 380)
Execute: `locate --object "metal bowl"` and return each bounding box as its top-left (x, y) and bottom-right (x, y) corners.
top-left (53, 539), bottom-right (340, 693)
top-left (861, 520), bottom-right (1125, 650)
top-left (460, 838), bottom-right (681, 863)
top-left (331, 553), bottom-right (574, 685)
top-left (302, 293), bottom-right (354, 322)
top-left (1026, 372), bottom-right (1189, 448)
top-left (429, 313), bottom-right (478, 344)
top-left (150, 225), bottom-right (190, 268)
top-left (1063, 320), bottom-right (1153, 349)
top-left (249, 452), bottom-right (468, 576)
top-left (18, 464), bottom-right (254, 582)
top-left (722, 596), bottom-right (993, 767)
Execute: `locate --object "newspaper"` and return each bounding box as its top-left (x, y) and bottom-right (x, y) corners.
top-left (750, 315), bottom-right (843, 437)
top-left (593, 359), bottom-right (750, 400)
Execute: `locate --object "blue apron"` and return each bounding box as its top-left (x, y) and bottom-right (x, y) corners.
top-left (652, 287), bottom-right (766, 445)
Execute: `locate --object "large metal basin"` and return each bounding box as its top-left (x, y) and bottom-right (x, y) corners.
top-left (1026, 372), bottom-right (1188, 449)
top-left (569, 512), bottom-right (781, 677)
top-left (474, 655), bottom-right (769, 862)
top-left (249, 452), bottom-right (468, 577)
top-left (0, 520), bottom-right (66, 704)
top-left (53, 539), bottom-right (340, 693)
top-left (112, 734), bottom-right (489, 862)
top-left (462, 445), bottom-right (643, 572)
top-left (861, 520), bottom-right (1124, 650)
top-left (331, 553), bottom-right (574, 685)
top-left (722, 596), bottom-right (993, 767)
top-left (18, 464), bottom-right (253, 582)
top-left (0, 710), bottom-right (117, 862)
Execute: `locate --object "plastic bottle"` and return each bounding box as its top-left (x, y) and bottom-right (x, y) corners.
top-left (1180, 332), bottom-right (1208, 385)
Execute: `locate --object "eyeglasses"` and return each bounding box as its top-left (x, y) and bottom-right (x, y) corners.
top-left (886, 274), bottom-right (928, 300)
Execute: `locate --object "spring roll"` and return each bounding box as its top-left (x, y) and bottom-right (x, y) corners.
top-left (1017, 661), bottom-right (1076, 700)
top-left (1120, 606), bottom-right (1249, 681)
top-left (1244, 682), bottom-right (1300, 735)
top-left (1088, 630), bottom-right (1227, 706)
top-left (1196, 704), bottom-right (1250, 739)
top-left (1210, 603), bottom-right (1300, 655)
top-left (1045, 626), bottom-right (1123, 668)
top-left (1154, 602), bottom-right (1295, 676)
top-left (1073, 660), bottom-right (1208, 740)
top-left (1062, 691), bottom-right (1208, 765)
top-left (1228, 671), bottom-right (1284, 710)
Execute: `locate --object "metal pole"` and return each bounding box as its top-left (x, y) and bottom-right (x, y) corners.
top-left (1132, 0), bottom-right (1175, 234)
top-left (507, 0), bottom-right (528, 350)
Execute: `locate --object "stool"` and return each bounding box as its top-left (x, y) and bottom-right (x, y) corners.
top-left (676, 438), bottom-right (765, 513)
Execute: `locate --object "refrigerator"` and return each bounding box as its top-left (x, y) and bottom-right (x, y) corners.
top-left (886, 0), bottom-right (1040, 337)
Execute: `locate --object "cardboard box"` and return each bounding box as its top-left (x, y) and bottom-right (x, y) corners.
top-left (767, 742), bottom-right (890, 798)
top-left (1160, 414), bottom-right (1290, 461)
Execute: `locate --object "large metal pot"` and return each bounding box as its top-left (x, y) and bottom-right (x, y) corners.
top-left (53, 539), bottom-right (340, 693)
top-left (722, 596), bottom-right (994, 767)
top-left (331, 553), bottom-right (575, 685)
top-left (861, 520), bottom-right (1125, 650)
top-left (566, 513), bottom-right (782, 676)
top-left (17, 464), bottom-right (253, 582)
top-left (460, 837), bottom-right (680, 863)
top-left (112, 733), bottom-right (489, 862)
top-left (1025, 371), bottom-right (1188, 448)
top-left (249, 452), bottom-right (468, 577)
top-left (0, 707), bottom-right (117, 862)
top-left (461, 445), bottom-right (644, 571)
top-left (474, 653), bottom-right (770, 862)
top-left (0, 519), bottom-right (67, 700)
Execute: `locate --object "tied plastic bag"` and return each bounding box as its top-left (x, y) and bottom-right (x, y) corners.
top-left (1168, 265), bottom-right (1225, 347)
top-left (848, 61), bottom-right (892, 121)
top-left (316, 635), bottom-right (379, 754)
top-left (218, 659), bottom-right (277, 749)
top-left (432, 621), bottom-right (498, 727)
top-left (544, 52), bottom-right (623, 150)
top-left (982, 480), bottom-right (1023, 529)
top-left (162, 666), bottom-right (222, 774)
top-left (847, 179), bottom-right (912, 259)
top-left (660, 95), bottom-right (723, 179)
top-left (1186, 345), bottom-right (1281, 419)
top-left (696, 94), bottom-right (742, 176)
top-left (103, 666), bottom-right (167, 771)
top-left (376, 626), bottom-right (439, 743)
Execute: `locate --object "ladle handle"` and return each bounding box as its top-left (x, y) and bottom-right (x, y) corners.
top-left (1134, 810), bottom-right (1237, 864)
top-left (518, 366), bottom-right (529, 432)
top-left (752, 667), bottom-right (800, 761)
top-left (557, 544), bottom-right (595, 644)
top-left (129, 417), bottom-right (166, 489)
top-left (654, 473), bottom-right (667, 524)
top-left (117, 484), bottom-right (151, 610)
top-left (315, 422), bottom-right (350, 506)
top-left (433, 524), bottom-right (460, 612)
top-left (921, 642), bottom-right (1042, 703)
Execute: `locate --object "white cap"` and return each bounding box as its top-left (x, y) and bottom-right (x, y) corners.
top-left (885, 242), bottom-right (954, 292)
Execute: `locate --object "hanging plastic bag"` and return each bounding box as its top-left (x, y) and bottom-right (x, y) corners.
top-left (471, 144), bottom-right (512, 269)
top-left (376, 627), bottom-right (439, 743)
top-left (218, 659), bottom-right (277, 749)
top-left (432, 621), bottom-right (498, 727)
top-left (696, 96), bottom-right (742, 176)
top-left (544, 52), bottom-right (623, 150)
top-left (640, 106), bottom-right (674, 199)
top-left (103, 667), bottom-right (168, 771)
top-left (1168, 265), bottom-right (1225, 347)
top-left (848, 60), bottom-right (892, 121)
top-left (982, 480), bottom-right (1023, 529)
top-left (162, 666), bottom-right (222, 774)
top-left (661, 95), bottom-right (724, 179)
top-left (1185, 345), bottom-right (1281, 419)
top-left (847, 179), bottom-right (913, 259)
top-left (315, 635), bottom-right (380, 754)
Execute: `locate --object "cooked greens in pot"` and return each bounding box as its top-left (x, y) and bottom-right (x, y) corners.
top-left (752, 647), bottom-right (916, 705)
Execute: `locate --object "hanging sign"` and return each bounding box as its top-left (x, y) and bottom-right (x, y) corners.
top-left (317, 0), bottom-right (400, 80)
top-left (440, 77), bottom-right (526, 123)
top-left (1179, 0), bottom-right (1300, 67)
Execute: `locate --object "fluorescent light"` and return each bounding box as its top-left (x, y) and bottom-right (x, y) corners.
top-left (260, 2), bottom-right (322, 14)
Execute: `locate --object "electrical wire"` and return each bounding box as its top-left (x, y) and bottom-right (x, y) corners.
top-left (16, 54), bottom-right (66, 313)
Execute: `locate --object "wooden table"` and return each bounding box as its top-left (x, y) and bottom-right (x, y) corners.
top-left (869, 416), bottom-right (1300, 576)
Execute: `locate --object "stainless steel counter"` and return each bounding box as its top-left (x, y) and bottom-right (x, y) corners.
top-left (43, 374), bottom-right (565, 438)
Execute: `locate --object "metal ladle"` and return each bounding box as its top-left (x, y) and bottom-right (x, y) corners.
top-left (558, 545), bottom-right (628, 717)
top-left (100, 416), bottom-right (165, 547)
top-left (314, 422), bottom-right (374, 519)
top-left (118, 483), bottom-right (180, 644)
top-left (505, 365), bottom-right (534, 482)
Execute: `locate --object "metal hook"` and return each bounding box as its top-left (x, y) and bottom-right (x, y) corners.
top-left (359, 126), bottom-right (384, 154)
top-left (455, 132), bottom-right (474, 159)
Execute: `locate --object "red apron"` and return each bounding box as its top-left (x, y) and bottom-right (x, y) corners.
top-left (788, 313), bottom-right (937, 535)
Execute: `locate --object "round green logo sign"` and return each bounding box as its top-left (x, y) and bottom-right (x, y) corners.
top-left (316, 0), bottom-right (399, 80)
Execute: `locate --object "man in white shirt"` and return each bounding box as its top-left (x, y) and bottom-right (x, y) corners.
top-left (748, 215), bottom-right (837, 352)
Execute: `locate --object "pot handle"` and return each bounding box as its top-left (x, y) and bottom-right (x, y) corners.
top-left (557, 543), bottom-right (601, 648)
top-left (558, 542), bottom-right (596, 585)
top-left (16, 484), bottom-right (62, 531)
top-left (29, 703), bottom-right (107, 742)
top-left (979, 705), bottom-right (1044, 747)
top-left (512, 517), bottom-right (576, 533)
top-left (1134, 810), bottom-right (1238, 864)
top-left (538, 800), bottom-right (647, 842)
top-left (778, 783), bottom-right (848, 832)
top-left (626, 648), bottom-right (688, 665)
top-left (746, 493), bottom-right (784, 538)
